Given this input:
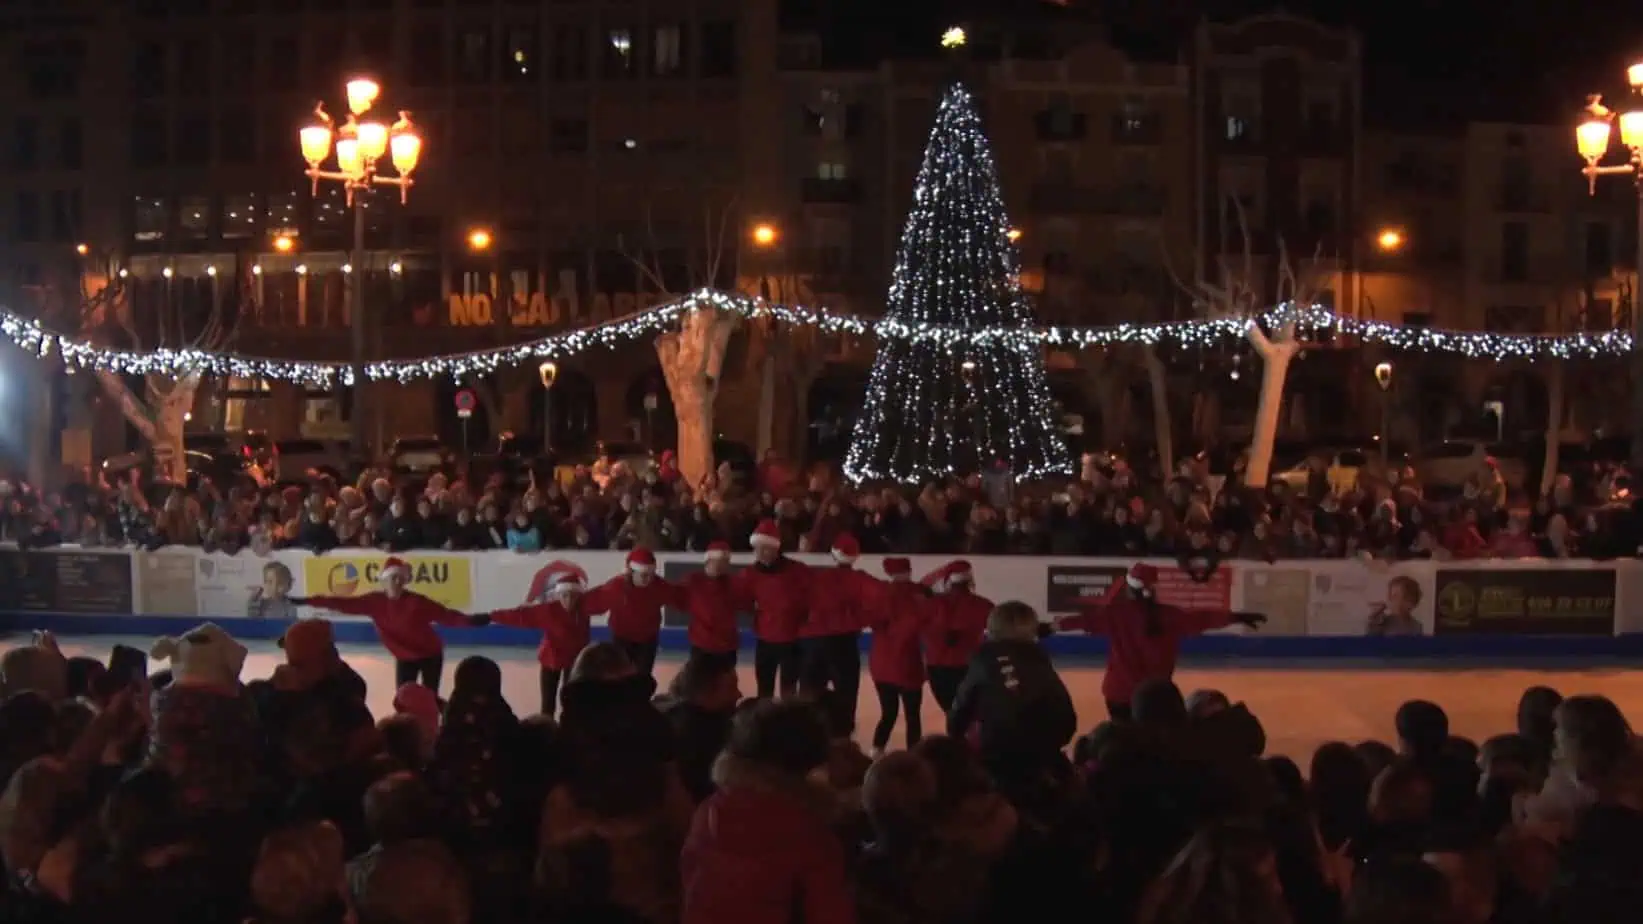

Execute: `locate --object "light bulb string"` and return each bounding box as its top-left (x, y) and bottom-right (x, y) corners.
top-left (0, 288), bottom-right (1629, 387)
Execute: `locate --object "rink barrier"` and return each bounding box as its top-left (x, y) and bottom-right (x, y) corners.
top-left (2, 545), bottom-right (1642, 658)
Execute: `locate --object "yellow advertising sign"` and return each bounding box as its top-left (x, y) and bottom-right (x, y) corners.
top-left (302, 555), bottom-right (473, 609)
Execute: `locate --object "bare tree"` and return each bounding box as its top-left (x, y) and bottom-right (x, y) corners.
top-left (622, 202), bottom-right (741, 486)
top-left (65, 262), bottom-right (243, 483)
top-left (1169, 199), bottom-right (1329, 487)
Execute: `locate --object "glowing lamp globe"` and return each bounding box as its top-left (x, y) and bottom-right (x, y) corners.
top-left (345, 78), bottom-right (380, 116)
top-left (299, 124), bottom-right (332, 167)
top-left (357, 121), bottom-right (389, 162)
top-left (390, 129), bottom-right (422, 175)
top-left (1577, 117), bottom-right (1612, 161)
top-left (335, 137), bottom-right (363, 177)
top-left (1622, 111), bottom-right (1643, 151)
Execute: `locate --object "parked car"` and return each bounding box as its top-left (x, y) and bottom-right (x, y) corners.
top-left (101, 449), bottom-right (253, 494)
top-left (388, 436), bottom-right (454, 475)
top-left (184, 431), bottom-right (275, 469)
top-left (272, 438), bottom-right (350, 481)
top-left (1415, 440), bottom-right (1527, 491)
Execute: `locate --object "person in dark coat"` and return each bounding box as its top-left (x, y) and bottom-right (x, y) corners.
top-left (658, 657), bottom-right (741, 802)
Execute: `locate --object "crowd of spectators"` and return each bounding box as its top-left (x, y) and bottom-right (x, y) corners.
top-left (0, 616), bottom-right (1638, 924)
top-left (1, 443), bottom-right (1639, 562)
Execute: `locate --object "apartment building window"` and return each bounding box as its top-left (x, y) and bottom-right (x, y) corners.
top-left (1586, 221), bottom-right (1614, 275)
top-left (605, 27), bottom-right (635, 78)
top-left (219, 112), bottom-right (254, 165)
top-left (24, 40), bottom-right (84, 99)
top-left (700, 21), bottom-right (736, 78)
top-left (131, 111), bottom-right (167, 167)
top-left (59, 120), bottom-right (81, 169)
top-left (132, 42), bottom-right (166, 98)
top-left (551, 25), bottom-right (587, 80)
top-left (221, 194), bottom-right (258, 239)
top-left (652, 24), bottom-right (684, 76)
top-left (175, 115), bottom-right (212, 167)
top-left (1303, 192), bottom-right (1336, 238)
top-left (1223, 89), bottom-right (1259, 143)
top-left (1036, 96), bottom-right (1085, 142)
top-left (549, 118), bottom-right (587, 154)
top-left (1501, 157), bottom-right (1532, 209)
top-left (177, 40), bottom-right (208, 97)
top-left (13, 192), bottom-right (40, 243)
top-left (48, 190), bottom-right (80, 243)
top-left (456, 27), bottom-right (492, 83)
top-left (408, 27), bottom-right (445, 86)
top-left (12, 117), bottom-right (38, 171)
top-left (818, 162), bottom-right (848, 180)
top-left (1114, 96), bottom-right (1157, 143)
top-left (1500, 221), bottom-right (1529, 281)
top-left (264, 191), bottom-right (300, 231)
top-left (179, 196), bottom-right (210, 238)
top-left (133, 197), bottom-right (168, 242)
top-left (504, 25), bottom-right (538, 82)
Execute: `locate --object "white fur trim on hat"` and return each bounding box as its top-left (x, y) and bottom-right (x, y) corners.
top-left (750, 533), bottom-right (782, 548)
top-left (628, 563), bottom-right (656, 574)
top-left (1125, 574), bottom-right (1146, 589)
top-left (831, 549), bottom-right (857, 564)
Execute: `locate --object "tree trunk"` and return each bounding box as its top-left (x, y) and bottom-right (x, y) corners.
top-left (92, 369), bottom-right (200, 484)
top-left (657, 306), bottom-right (736, 487)
top-left (25, 357), bottom-right (58, 486)
top-left (1540, 359), bottom-right (1565, 497)
top-left (1244, 343), bottom-right (1295, 488)
top-left (1142, 347), bottom-right (1174, 476)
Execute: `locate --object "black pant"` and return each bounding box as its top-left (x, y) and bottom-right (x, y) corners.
top-left (1107, 699), bottom-right (1132, 721)
top-left (872, 682), bottom-right (923, 750)
top-left (753, 640), bottom-right (802, 699)
top-left (688, 646), bottom-right (738, 672)
top-left (395, 655), bottom-right (443, 693)
top-left (928, 665), bottom-right (967, 714)
top-left (540, 667), bottom-right (564, 716)
top-left (799, 634), bottom-right (862, 731)
top-left (614, 639), bottom-right (659, 677)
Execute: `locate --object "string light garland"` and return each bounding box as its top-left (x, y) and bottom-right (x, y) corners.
top-left (845, 83), bottom-right (1072, 483)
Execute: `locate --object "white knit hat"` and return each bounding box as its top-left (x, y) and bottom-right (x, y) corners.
top-left (150, 623), bottom-right (247, 687)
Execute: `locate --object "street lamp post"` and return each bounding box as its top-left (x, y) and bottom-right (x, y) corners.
top-left (1577, 79), bottom-right (1643, 469)
top-left (299, 77), bottom-right (423, 458)
top-left (751, 222), bottom-right (781, 456)
top-left (538, 362), bottom-right (558, 455)
top-left (1374, 361), bottom-right (1394, 467)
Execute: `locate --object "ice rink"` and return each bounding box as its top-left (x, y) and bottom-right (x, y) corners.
top-left (50, 636), bottom-right (1643, 760)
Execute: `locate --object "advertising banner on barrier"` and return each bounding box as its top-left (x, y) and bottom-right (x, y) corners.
top-left (1042, 562), bottom-right (1232, 615)
top-left (1433, 567), bottom-right (1617, 635)
top-left (301, 554), bottom-right (475, 609)
top-left (134, 550), bottom-right (198, 617)
top-left (0, 549), bottom-right (133, 614)
top-left (1291, 561), bottom-right (1438, 637)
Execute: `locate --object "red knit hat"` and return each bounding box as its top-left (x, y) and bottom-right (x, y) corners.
top-left (704, 540), bottom-right (731, 560)
top-left (750, 518), bottom-right (782, 549)
top-left (883, 557), bottom-right (912, 578)
top-left (831, 533), bottom-right (860, 563)
top-left (627, 547), bottom-right (657, 574)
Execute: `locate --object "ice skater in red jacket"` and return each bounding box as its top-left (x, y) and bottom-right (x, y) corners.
top-left (798, 533), bottom-right (875, 729)
top-left (679, 541), bottom-right (742, 671)
top-left (480, 562), bottom-right (613, 715)
top-left (294, 556), bottom-right (484, 693)
top-left (867, 557), bottom-right (930, 755)
top-left (920, 559), bottom-right (993, 714)
top-left (1054, 562), bottom-right (1265, 720)
top-left (731, 519), bottom-right (812, 699)
top-left (590, 546), bottom-right (680, 678)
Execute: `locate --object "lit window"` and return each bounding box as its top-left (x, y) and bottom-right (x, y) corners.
top-left (221, 193), bottom-right (258, 239)
top-left (133, 195), bottom-right (167, 242)
top-left (1226, 117), bottom-right (1247, 141)
top-left (818, 162), bottom-right (847, 180)
top-left (607, 28), bottom-right (633, 75)
top-left (179, 195), bottom-right (210, 238)
top-left (652, 25), bottom-right (681, 75)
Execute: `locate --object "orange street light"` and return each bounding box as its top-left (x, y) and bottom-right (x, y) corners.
top-left (1376, 228), bottom-right (1405, 252)
top-left (751, 223), bottom-right (779, 248)
top-left (1006, 227), bottom-right (1023, 243)
top-left (467, 227), bottom-right (493, 251)
top-left (273, 234), bottom-right (296, 253)
top-left (74, 243), bottom-right (88, 256)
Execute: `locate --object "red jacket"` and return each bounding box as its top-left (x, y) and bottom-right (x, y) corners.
top-left (490, 584), bottom-right (616, 671)
top-left (682, 571), bottom-right (741, 653)
top-left (1062, 595), bottom-right (1232, 703)
top-left (305, 591), bottom-right (467, 662)
top-left (866, 579), bottom-right (928, 689)
top-left (922, 588), bottom-right (993, 668)
top-left (597, 574), bottom-right (681, 644)
top-left (802, 565), bottom-right (874, 638)
top-left (731, 558), bottom-right (811, 644)
top-left (682, 757), bottom-right (854, 924)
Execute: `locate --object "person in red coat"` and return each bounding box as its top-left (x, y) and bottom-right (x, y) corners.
top-left (1054, 562), bottom-right (1265, 720)
top-left (294, 556), bottom-right (483, 692)
top-left (799, 532), bottom-right (874, 729)
top-left (481, 565), bottom-right (613, 715)
top-left (920, 560), bottom-right (993, 714)
top-left (679, 541), bottom-right (742, 671)
top-left (867, 557), bottom-right (929, 755)
top-left (731, 518), bottom-right (812, 699)
top-left (592, 546), bottom-right (679, 677)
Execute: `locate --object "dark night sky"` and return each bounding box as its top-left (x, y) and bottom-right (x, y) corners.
top-left (797, 0), bottom-right (1643, 130)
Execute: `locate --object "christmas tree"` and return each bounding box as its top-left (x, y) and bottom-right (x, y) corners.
top-left (844, 83), bottom-right (1070, 482)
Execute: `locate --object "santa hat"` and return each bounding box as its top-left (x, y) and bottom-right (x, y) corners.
top-left (526, 561), bottom-right (589, 603)
top-left (750, 518), bottom-right (782, 549)
top-left (150, 623), bottom-right (247, 688)
top-left (627, 547), bottom-right (657, 575)
top-left (378, 557), bottom-right (412, 584)
top-left (831, 533), bottom-right (860, 564)
top-left (549, 570), bottom-right (585, 599)
top-left (1126, 563), bottom-right (1158, 592)
top-left (883, 557), bottom-right (912, 579)
top-left (946, 560), bottom-right (974, 587)
top-left (278, 618), bottom-right (337, 673)
top-left (393, 683), bottom-right (443, 743)
top-left (704, 541), bottom-right (731, 561)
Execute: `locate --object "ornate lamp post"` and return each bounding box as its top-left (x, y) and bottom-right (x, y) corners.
top-left (299, 77), bottom-right (422, 456)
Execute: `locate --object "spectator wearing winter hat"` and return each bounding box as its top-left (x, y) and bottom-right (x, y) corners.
top-left (731, 518), bottom-right (812, 699)
top-left (147, 623), bottom-right (261, 812)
